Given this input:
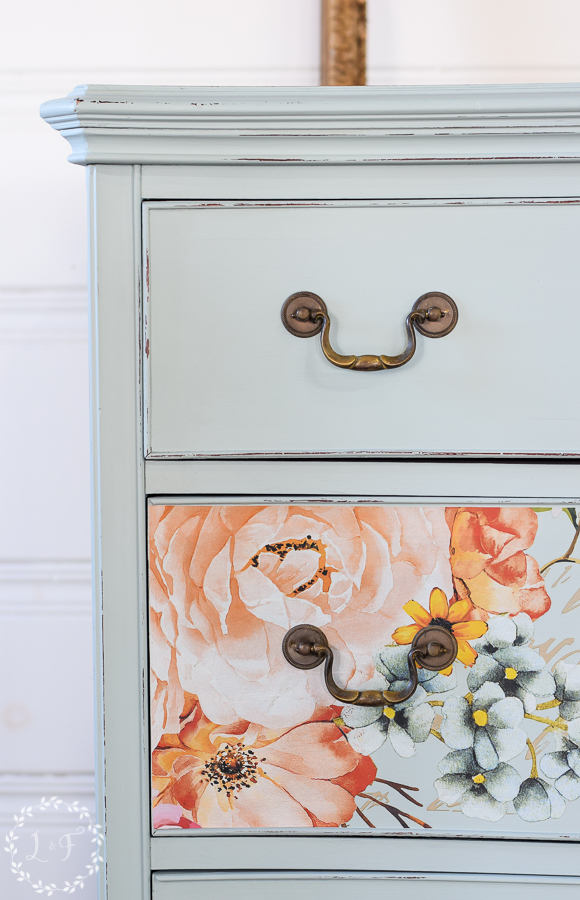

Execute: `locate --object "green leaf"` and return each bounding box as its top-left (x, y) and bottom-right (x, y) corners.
top-left (532, 507), bottom-right (552, 513)
top-left (565, 508), bottom-right (578, 528)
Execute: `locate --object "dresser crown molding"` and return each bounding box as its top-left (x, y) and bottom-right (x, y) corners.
top-left (40, 82), bottom-right (580, 166)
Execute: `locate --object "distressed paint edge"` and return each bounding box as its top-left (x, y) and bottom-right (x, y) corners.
top-left (40, 84), bottom-right (580, 166)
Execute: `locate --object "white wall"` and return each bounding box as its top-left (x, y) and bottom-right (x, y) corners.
top-left (1, 2), bottom-right (579, 896)
top-left (368, 0), bottom-right (580, 85)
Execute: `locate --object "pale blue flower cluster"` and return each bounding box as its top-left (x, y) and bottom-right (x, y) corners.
top-left (539, 661), bottom-right (580, 802)
top-left (343, 644), bottom-right (456, 758)
top-left (345, 612), bottom-right (580, 823)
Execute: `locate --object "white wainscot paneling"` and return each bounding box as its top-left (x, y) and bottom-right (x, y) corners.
top-left (0, 773), bottom-right (97, 900)
top-left (0, 113), bottom-right (87, 288)
top-left (0, 558), bottom-right (93, 772)
top-left (0, 295), bottom-right (95, 891)
top-left (0, 0), bottom-right (320, 92)
top-left (0, 290), bottom-right (91, 558)
top-left (367, 0), bottom-right (580, 84)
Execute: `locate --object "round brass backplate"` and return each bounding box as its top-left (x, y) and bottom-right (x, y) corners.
top-left (412, 624), bottom-right (458, 671)
top-left (281, 292), bottom-right (328, 338)
top-left (412, 292), bottom-right (458, 338)
top-left (282, 624), bottom-right (328, 669)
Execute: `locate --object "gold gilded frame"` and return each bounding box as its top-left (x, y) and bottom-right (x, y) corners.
top-left (321, 0), bottom-right (366, 86)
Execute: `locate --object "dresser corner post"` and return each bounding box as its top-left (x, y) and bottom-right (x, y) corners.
top-left (87, 163), bottom-right (149, 900)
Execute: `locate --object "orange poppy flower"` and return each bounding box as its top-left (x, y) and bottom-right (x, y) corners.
top-left (391, 587), bottom-right (488, 669)
top-left (152, 700), bottom-right (376, 828)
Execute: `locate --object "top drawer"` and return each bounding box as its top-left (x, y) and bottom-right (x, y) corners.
top-left (143, 199), bottom-right (580, 458)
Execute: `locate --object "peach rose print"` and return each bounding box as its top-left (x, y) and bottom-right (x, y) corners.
top-left (446, 507), bottom-right (550, 621)
top-left (149, 505), bottom-right (453, 739)
top-left (152, 701), bottom-right (376, 828)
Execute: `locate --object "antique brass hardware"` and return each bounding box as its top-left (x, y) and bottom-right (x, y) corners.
top-left (281, 291), bottom-right (458, 371)
top-left (282, 623), bottom-right (457, 706)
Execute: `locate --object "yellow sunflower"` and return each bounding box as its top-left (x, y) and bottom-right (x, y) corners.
top-left (392, 587), bottom-right (487, 669)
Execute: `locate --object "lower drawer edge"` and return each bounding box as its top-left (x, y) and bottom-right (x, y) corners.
top-left (152, 870), bottom-right (580, 900)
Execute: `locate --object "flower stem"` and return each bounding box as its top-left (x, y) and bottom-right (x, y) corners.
top-left (430, 729), bottom-right (444, 742)
top-left (565, 519), bottom-right (580, 559)
top-left (536, 699), bottom-right (561, 710)
top-left (540, 514), bottom-right (580, 575)
top-left (355, 806), bottom-right (375, 828)
top-left (540, 556), bottom-right (580, 575)
top-left (374, 778), bottom-right (422, 807)
top-left (358, 793), bottom-right (431, 829)
top-left (398, 810), bottom-right (432, 829)
top-left (524, 712), bottom-right (568, 730)
top-left (526, 738), bottom-right (539, 779)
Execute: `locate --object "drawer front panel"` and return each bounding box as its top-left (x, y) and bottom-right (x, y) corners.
top-left (149, 502), bottom-right (580, 838)
top-left (152, 872), bottom-right (580, 900)
top-left (144, 200), bottom-right (580, 458)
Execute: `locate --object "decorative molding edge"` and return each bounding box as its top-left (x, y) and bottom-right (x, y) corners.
top-left (0, 773), bottom-right (95, 826)
top-left (0, 288), bottom-right (87, 341)
top-left (0, 559), bottom-right (92, 582)
top-left (368, 66), bottom-right (580, 84)
top-left (1, 68), bottom-right (321, 94)
top-left (0, 559), bottom-right (92, 616)
top-left (40, 83), bottom-right (580, 166)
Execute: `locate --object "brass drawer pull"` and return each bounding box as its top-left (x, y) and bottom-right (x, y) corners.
top-left (282, 624), bottom-right (457, 707)
top-left (281, 291), bottom-right (458, 371)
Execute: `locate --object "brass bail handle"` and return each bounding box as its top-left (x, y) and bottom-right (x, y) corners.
top-left (281, 291), bottom-right (458, 371)
top-left (282, 624), bottom-right (458, 707)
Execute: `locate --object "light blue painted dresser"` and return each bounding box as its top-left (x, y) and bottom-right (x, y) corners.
top-left (42, 84), bottom-right (580, 899)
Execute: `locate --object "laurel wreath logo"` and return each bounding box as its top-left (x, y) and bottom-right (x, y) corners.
top-left (4, 796), bottom-right (104, 895)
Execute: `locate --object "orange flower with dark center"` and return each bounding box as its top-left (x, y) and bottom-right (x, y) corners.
top-left (242, 535), bottom-right (338, 595)
top-left (152, 699), bottom-right (376, 828)
top-left (391, 587), bottom-right (488, 669)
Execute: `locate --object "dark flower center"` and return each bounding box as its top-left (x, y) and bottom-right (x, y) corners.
top-left (244, 535), bottom-right (337, 595)
top-left (202, 743), bottom-right (265, 798)
top-left (430, 617), bottom-right (454, 632)
top-left (219, 752), bottom-right (243, 775)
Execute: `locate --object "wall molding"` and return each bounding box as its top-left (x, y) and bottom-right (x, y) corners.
top-left (0, 287), bottom-right (87, 342)
top-left (0, 68), bottom-right (320, 91)
top-left (4, 66), bottom-right (580, 97)
top-left (0, 559), bottom-right (91, 615)
top-left (0, 773), bottom-right (95, 826)
top-left (368, 65), bottom-right (580, 84)
top-left (0, 559), bottom-right (92, 582)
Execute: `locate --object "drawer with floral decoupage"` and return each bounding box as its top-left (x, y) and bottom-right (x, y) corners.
top-left (148, 502), bottom-right (580, 835)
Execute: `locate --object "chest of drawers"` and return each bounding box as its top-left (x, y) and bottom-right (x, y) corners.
top-left (42, 84), bottom-right (580, 899)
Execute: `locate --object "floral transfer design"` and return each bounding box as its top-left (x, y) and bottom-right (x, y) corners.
top-left (149, 504), bottom-right (580, 831)
top-left (445, 508), bottom-right (551, 621)
top-left (439, 682), bottom-right (527, 769)
top-left (153, 700), bottom-right (375, 827)
top-left (434, 749), bottom-right (521, 822)
top-left (467, 613), bottom-right (555, 712)
top-left (392, 587), bottom-right (488, 668)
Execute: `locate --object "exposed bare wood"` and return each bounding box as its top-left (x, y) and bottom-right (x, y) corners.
top-left (321, 0), bottom-right (366, 86)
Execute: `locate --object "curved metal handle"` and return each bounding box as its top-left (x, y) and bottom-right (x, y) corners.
top-left (281, 291), bottom-right (458, 371)
top-left (282, 624), bottom-right (458, 707)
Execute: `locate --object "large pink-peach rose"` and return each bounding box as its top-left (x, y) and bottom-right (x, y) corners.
top-left (149, 505), bottom-right (453, 738)
top-left (445, 507), bottom-right (550, 621)
top-left (152, 701), bottom-right (376, 828)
